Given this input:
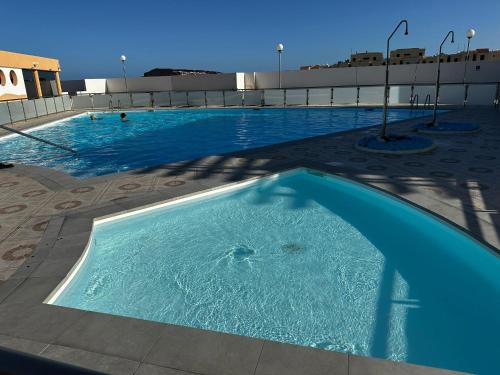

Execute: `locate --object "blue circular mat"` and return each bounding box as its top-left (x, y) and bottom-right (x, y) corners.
top-left (356, 134), bottom-right (436, 154)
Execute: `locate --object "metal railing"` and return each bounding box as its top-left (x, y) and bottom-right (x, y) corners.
top-left (423, 94), bottom-right (432, 109)
top-left (70, 82), bottom-right (500, 110)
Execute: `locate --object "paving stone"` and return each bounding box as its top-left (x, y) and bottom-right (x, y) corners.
top-left (135, 363), bottom-right (196, 375)
top-left (55, 312), bottom-right (164, 361)
top-left (254, 341), bottom-right (348, 375)
top-left (145, 324), bottom-right (263, 375)
top-left (348, 355), bottom-right (469, 375)
top-left (40, 345), bottom-right (139, 375)
top-left (0, 334), bottom-right (48, 355)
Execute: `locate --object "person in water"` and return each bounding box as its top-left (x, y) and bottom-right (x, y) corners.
top-left (120, 113), bottom-right (128, 122)
top-left (89, 114), bottom-right (97, 121)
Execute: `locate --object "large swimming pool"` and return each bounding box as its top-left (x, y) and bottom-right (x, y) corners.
top-left (0, 108), bottom-right (433, 178)
top-left (49, 169), bottom-right (500, 374)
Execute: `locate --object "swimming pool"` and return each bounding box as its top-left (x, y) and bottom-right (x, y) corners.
top-left (0, 108), bottom-right (433, 178)
top-left (49, 168), bottom-right (500, 374)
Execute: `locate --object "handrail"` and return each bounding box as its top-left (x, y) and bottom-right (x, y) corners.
top-left (0, 124), bottom-right (77, 154)
top-left (424, 94), bottom-right (432, 109)
top-left (410, 94), bottom-right (419, 110)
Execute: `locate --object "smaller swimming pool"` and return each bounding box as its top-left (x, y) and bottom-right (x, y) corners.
top-left (0, 108), bottom-right (434, 178)
top-left (48, 168), bottom-right (500, 374)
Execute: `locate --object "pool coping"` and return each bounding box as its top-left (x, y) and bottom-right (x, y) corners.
top-left (0, 159), bottom-right (475, 375)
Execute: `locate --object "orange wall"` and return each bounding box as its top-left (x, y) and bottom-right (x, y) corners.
top-left (0, 50), bottom-right (60, 71)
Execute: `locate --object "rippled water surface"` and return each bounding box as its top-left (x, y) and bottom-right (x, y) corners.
top-left (53, 169), bottom-right (500, 374)
top-left (0, 108), bottom-right (433, 177)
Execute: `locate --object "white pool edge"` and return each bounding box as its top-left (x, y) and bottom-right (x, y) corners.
top-left (44, 232), bottom-right (94, 304)
top-left (0, 112), bottom-right (88, 141)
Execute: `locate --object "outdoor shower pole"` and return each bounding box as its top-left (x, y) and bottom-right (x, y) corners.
top-left (380, 20), bottom-right (408, 140)
top-left (431, 31), bottom-right (455, 125)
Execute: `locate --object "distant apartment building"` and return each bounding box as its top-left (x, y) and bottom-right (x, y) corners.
top-left (350, 52), bottom-right (384, 67)
top-left (389, 48), bottom-right (425, 65)
top-left (301, 47), bottom-right (500, 70)
top-left (423, 48), bottom-right (500, 64)
top-left (299, 64), bottom-right (333, 70)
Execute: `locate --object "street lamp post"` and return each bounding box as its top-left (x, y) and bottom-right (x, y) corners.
top-left (380, 20), bottom-right (408, 140)
top-left (276, 43), bottom-right (284, 89)
top-left (463, 28), bottom-right (476, 107)
top-left (431, 31), bottom-right (455, 125)
top-left (120, 54), bottom-right (129, 93)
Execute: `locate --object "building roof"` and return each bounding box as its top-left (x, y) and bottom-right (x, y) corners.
top-left (0, 50), bottom-right (60, 71)
top-left (144, 68), bottom-right (220, 77)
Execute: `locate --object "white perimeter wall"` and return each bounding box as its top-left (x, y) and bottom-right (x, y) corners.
top-left (250, 60), bottom-right (500, 89)
top-left (64, 60), bottom-right (500, 106)
top-left (106, 76), bottom-right (173, 93)
top-left (103, 73), bottom-right (237, 93)
top-left (84, 79), bottom-right (107, 94)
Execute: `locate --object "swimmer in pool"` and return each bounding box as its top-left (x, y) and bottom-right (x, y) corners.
top-left (89, 114), bottom-right (97, 121)
top-left (120, 113), bottom-right (128, 122)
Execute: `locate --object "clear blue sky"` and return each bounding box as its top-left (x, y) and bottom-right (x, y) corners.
top-left (5, 0), bottom-right (500, 79)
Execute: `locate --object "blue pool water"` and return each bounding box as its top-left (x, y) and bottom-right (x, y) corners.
top-left (51, 169), bottom-right (500, 374)
top-left (0, 108), bottom-right (433, 178)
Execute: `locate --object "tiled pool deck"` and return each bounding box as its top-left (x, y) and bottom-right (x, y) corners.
top-left (0, 107), bottom-right (498, 374)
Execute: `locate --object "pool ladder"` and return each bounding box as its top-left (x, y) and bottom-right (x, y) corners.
top-left (411, 94), bottom-right (432, 111)
top-left (410, 94), bottom-right (419, 110)
top-left (423, 94), bottom-right (432, 109)
top-left (108, 99), bottom-right (122, 111)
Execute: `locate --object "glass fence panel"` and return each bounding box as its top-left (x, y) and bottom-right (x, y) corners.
top-left (359, 86), bottom-right (384, 105)
top-left (206, 91), bottom-right (224, 106)
top-left (93, 94), bottom-right (112, 109)
top-left (110, 93), bottom-right (132, 108)
top-left (308, 88), bottom-right (331, 106)
top-left (286, 89), bottom-right (307, 106)
top-left (35, 99), bottom-right (48, 116)
top-left (22, 100), bottom-right (37, 119)
top-left (388, 86), bottom-right (411, 105)
top-left (243, 91), bottom-right (262, 106)
top-left (153, 92), bottom-right (172, 106)
top-left (132, 93), bottom-right (151, 107)
top-left (439, 85), bottom-right (465, 105)
top-left (54, 96), bottom-right (65, 112)
top-left (187, 91), bottom-right (206, 106)
top-left (72, 95), bottom-right (92, 109)
top-left (333, 87), bottom-right (357, 105)
top-left (8, 101), bottom-right (26, 122)
top-left (264, 89), bottom-right (284, 106)
top-left (467, 84), bottom-right (497, 105)
top-left (46, 98), bottom-right (57, 114)
top-left (171, 92), bottom-right (188, 106)
top-left (0, 102), bottom-right (11, 125)
top-left (224, 91), bottom-right (244, 106)
top-left (63, 95), bottom-right (72, 110)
